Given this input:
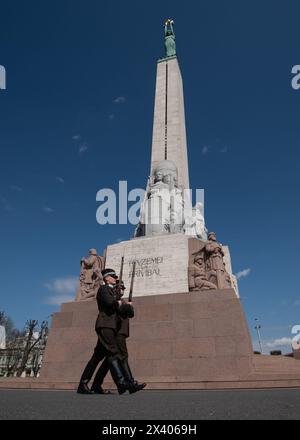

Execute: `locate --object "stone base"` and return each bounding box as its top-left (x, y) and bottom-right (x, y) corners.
top-left (104, 234), bottom-right (190, 297)
top-left (104, 235), bottom-right (238, 298)
top-left (4, 288), bottom-right (296, 391)
top-left (2, 373), bottom-right (300, 390)
top-left (1, 290), bottom-right (300, 390)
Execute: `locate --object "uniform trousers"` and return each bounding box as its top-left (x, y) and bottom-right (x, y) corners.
top-left (91, 333), bottom-right (128, 387)
top-left (80, 327), bottom-right (120, 383)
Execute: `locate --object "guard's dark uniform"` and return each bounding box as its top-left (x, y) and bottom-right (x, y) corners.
top-left (116, 317), bottom-right (129, 359)
top-left (79, 284), bottom-right (120, 384)
top-left (78, 271), bottom-right (145, 394)
top-left (91, 315), bottom-right (130, 388)
top-left (91, 298), bottom-right (146, 393)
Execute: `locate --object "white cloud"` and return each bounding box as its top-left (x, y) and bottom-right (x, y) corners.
top-left (265, 337), bottom-right (293, 349)
top-left (236, 268), bottom-right (251, 280)
top-left (9, 185), bottom-right (23, 192)
top-left (44, 276), bottom-right (78, 305)
top-left (55, 176), bottom-right (65, 184)
top-left (44, 293), bottom-right (74, 306)
top-left (220, 146), bottom-right (228, 153)
top-left (113, 96), bottom-right (126, 104)
top-left (0, 196), bottom-right (13, 211)
top-left (72, 135), bottom-right (88, 154)
top-left (78, 143), bottom-right (88, 154)
top-left (43, 206), bottom-right (54, 213)
top-left (45, 276), bottom-right (78, 294)
top-left (201, 145), bottom-right (209, 155)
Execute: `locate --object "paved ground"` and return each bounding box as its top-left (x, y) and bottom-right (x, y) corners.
top-left (0, 388), bottom-right (300, 420)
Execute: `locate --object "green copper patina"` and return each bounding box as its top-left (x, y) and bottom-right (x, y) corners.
top-left (164, 19), bottom-right (176, 58)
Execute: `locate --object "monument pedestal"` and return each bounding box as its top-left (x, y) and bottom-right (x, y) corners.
top-left (35, 288), bottom-right (300, 390)
top-left (40, 289), bottom-right (253, 385)
top-left (2, 289), bottom-right (300, 390)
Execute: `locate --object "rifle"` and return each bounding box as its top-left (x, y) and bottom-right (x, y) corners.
top-left (119, 256), bottom-right (124, 285)
top-left (128, 261), bottom-right (136, 302)
top-left (118, 260), bottom-right (135, 319)
top-left (116, 256), bottom-right (124, 299)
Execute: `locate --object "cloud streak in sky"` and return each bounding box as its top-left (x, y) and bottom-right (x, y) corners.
top-left (220, 146), bottom-right (228, 153)
top-left (236, 268), bottom-right (251, 280)
top-left (9, 185), bottom-right (23, 192)
top-left (265, 337), bottom-right (293, 349)
top-left (44, 293), bottom-right (74, 306)
top-left (43, 206), bottom-right (54, 213)
top-left (113, 96), bottom-right (126, 104)
top-left (201, 145), bottom-right (210, 155)
top-left (0, 196), bottom-right (13, 211)
top-left (78, 143), bottom-right (88, 154)
top-left (44, 276), bottom-right (78, 305)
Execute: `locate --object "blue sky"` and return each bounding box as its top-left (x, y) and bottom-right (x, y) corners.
top-left (0, 0), bottom-right (300, 353)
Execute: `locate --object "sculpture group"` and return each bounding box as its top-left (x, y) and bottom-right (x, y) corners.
top-left (76, 231), bottom-right (232, 301)
top-left (188, 232), bottom-right (232, 292)
top-left (135, 159), bottom-right (207, 239)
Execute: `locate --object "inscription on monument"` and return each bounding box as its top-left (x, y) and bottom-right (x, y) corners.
top-left (128, 257), bottom-right (164, 277)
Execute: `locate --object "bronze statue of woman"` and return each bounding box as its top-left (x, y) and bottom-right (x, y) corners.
top-left (164, 19), bottom-right (176, 58)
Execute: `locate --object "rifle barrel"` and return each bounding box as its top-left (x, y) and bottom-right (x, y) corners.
top-left (128, 261), bottom-right (136, 302)
top-left (119, 256), bottom-right (124, 284)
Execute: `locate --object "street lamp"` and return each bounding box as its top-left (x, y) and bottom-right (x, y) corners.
top-left (255, 318), bottom-right (263, 354)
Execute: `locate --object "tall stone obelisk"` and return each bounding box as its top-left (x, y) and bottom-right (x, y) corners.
top-left (134, 19), bottom-right (201, 239)
top-left (150, 56), bottom-right (190, 190)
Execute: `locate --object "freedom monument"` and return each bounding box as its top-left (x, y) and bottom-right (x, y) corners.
top-left (2, 20), bottom-right (300, 390)
top-left (103, 19), bottom-right (238, 298)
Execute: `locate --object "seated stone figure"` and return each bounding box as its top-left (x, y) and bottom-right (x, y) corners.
top-left (143, 160), bottom-right (185, 236)
top-left (188, 233), bottom-right (232, 292)
top-left (76, 248), bottom-right (104, 301)
top-left (149, 168), bottom-right (169, 196)
top-left (188, 253), bottom-right (216, 291)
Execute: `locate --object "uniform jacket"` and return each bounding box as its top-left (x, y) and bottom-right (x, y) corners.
top-left (117, 316), bottom-right (129, 338)
top-left (115, 287), bottom-right (133, 338)
top-left (95, 284), bottom-right (119, 330)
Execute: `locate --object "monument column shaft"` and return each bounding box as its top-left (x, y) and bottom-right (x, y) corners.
top-left (150, 57), bottom-right (190, 190)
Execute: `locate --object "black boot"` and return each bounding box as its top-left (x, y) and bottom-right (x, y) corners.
top-left (121, 359), bottom-right (147, 394)
top-left (91, 358), bottom-right (112, 394)
top-left (109, 359), bottom-right (129, 395)
top-left (77, 381), bottom-right (93, 394)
